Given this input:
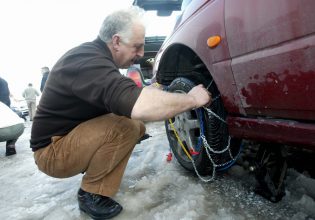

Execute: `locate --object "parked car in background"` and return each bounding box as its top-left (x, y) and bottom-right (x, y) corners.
top-left (134, 0), bottom-right (315, 202)
top-left (10, 98), bottom-right (29, 117)
top-left (127, 65), bottom-right (150, 88)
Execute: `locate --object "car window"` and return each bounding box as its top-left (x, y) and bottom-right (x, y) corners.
top-left (181, 0), bottom-right (192, 11)
top-left (144, 11), bottom-right (180, 36)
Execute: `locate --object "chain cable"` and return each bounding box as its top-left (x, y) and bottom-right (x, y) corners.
top-left (169, 100), bottom-right (239, 183)
top-left (166, 80), bottom-right (241, 182)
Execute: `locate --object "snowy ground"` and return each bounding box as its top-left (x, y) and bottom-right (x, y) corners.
top-left (0, 120), bottom-right (315, 220)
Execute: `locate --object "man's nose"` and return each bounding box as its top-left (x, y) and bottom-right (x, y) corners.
top-left (137, 47), bottom-right (144, 57)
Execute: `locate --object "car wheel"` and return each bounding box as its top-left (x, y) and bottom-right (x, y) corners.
top-left (165, 77), bottom-right (241, 176)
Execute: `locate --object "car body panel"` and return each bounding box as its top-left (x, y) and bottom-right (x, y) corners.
top-left (175, 0), bottom-right (211, 29)
top-left (227, 117), bottom-right (315, 150)
top-left (135, 0), bottom-right (315, 148)
top-left (225, 0), bottom-right (315, 120)
top-left (157, 0), bottom-right (244, 114)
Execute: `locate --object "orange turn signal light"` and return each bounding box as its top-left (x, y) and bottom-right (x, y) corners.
top-left (207, 35), bottom-right (221, 48)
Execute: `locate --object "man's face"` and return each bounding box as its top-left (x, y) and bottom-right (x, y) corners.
top-left (116, 23), bottom-right (145, 69)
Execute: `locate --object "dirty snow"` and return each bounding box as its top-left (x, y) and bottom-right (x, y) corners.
top-left (0, 120), bottom-right (314, 220)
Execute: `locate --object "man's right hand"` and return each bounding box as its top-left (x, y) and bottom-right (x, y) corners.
top-left (132, 84), bottom-right (212, 121)
top-left (187, 84), bottom-right (212, 109)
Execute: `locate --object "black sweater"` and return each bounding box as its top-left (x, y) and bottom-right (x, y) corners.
top-left (30, 37), bottom-right (142, 151)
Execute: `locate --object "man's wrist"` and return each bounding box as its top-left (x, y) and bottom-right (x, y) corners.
top-left (187, 94), bottom-right (198, 110)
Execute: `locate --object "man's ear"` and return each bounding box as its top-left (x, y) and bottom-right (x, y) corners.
top-left (112, 34), bottom-right (120, 51)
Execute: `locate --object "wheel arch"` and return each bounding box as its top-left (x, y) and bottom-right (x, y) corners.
top-left (155, 42), bottom-right (246, 115)
top-left (156, 43), bottom-right (213, 86)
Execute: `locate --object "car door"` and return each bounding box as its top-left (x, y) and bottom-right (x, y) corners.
top-left (225, 0), bottom-right (315, 120)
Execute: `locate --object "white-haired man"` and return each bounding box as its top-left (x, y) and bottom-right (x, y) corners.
top-left (31, 6), bottom-right (211, 219)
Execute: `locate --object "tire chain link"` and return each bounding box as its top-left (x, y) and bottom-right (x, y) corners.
top-left (185, 99), bottom-right (238, 182)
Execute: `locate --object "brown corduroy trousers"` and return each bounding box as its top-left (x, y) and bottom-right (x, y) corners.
top-left (34, 114), bottom-right (146, 197)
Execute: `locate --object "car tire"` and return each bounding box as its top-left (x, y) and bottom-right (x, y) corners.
top-left (165, 77), bottom-right (241, 175)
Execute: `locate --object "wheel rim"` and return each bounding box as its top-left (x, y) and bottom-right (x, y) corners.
top-left (165, 77), bottom-right (241, 174)
top-left (167, 90), bottom-right (202, 162)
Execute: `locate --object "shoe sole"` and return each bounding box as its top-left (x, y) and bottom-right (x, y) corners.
top-left (5, 152), bottom-right (16, 156)
top-left (79, 205), bottom-right (122, 220)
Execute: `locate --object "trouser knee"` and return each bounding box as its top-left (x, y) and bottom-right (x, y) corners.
top-left (118, 118), bottom-right (146, 143)
top-left (0, 123), bottom-right (24, 142)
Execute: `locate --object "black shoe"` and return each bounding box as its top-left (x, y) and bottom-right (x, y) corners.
top-left (78, 188), bottom-right (122, 219)
top-left (137, 133), bottom-right (152, 144)
top-left (5, 146), bottom-right (16, 156)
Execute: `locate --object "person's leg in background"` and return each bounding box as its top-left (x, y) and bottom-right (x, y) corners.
top-left (34, 113), bottom-right (146, 219)
top-left (6, 139), bottom-right (17, 156)
top-left (0, 123), bottom-right (25, 156)
top-left (28, 100), bottom-right (36, 121)
top-left (26, 101), bottom-right (32, 120)
top-left (31, 101), bottom-right (36, 121)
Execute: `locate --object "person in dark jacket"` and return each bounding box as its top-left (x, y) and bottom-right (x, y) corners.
top-left (0, 76), bottom-right (27, 121)
top-left (40, 67), bottom-right (49, 92)
top-left (0, 76), bottom-right (11, 107)
top-left (31, 6), bottom-right (211, 219)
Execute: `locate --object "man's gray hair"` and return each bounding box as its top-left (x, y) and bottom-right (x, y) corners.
top-left (99, 6), bottom-right (145, 43)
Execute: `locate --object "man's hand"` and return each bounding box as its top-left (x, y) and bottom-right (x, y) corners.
top-left (131, 84), bottom-right (212, 121)
top-left (188, 84), bottom-right (212, 109)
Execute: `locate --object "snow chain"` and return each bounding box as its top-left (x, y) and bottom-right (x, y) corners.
top-left (169, 96), bottom-right (239, 182)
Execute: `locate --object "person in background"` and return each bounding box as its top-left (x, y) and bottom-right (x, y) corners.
top-left (0, 102), bottom-right (25, 156)
top-left (30, 6), bottom-right (211, 220)
top-left (22, 83), bottom-right (40, 121)
top-left (0, 76), bottom-right (27, 121)
top-left (0, 76), bottom-right (12, 107)
top-left (40, 67), bottom-right (50, 92)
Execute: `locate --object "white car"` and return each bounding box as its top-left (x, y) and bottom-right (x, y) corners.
top-left (10, 99), bottom-right (29, 117)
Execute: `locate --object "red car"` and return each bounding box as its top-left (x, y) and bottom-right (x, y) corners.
top-left (134, 0), bottom-right (315, 202)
